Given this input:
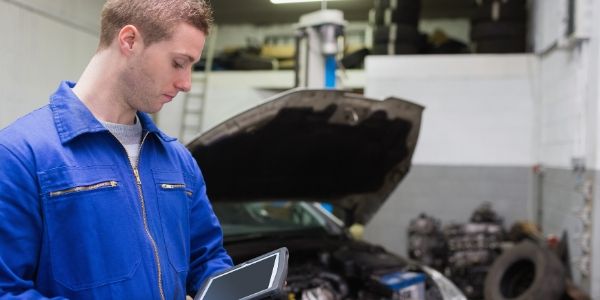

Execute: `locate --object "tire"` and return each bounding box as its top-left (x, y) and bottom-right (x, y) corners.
top-left (371, 7), bottom-right (420, 26)
top-left (474, 0), bottom-right (526, 9)
top-left (372, 0), bottom-right (421, 25)
top-left (372, 44), bottom-right (389, 55)
top-left (374, 0), bottom-right (421, 10)
top-left (394, 6), bottom-right (421, 26)
top-left (484, 240), bottom-right (565, 300)
top-left (475, 38), bottom-right (526, 53)
top-left (471, 21), bottom-right (527, 40)
top-left (369, 8), bottom-right (381, 25)
top-left (472, 1), bottom-right (528, 22)
top-left (374, 0), bottom-right (393, 9)
top-left (371, 7), bottom-right (390, 26)
top-left (373, 25), bottom-right (420, 44)
top-left (394, 0), bottom-right (421, 25)
top-left (372, 42), bottom-right (419, 55)
top-left (393, 43), bottom-right (420, 54)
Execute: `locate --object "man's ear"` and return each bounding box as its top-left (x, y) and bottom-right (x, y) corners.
top-left (117, 25), bottom-right (143, 56)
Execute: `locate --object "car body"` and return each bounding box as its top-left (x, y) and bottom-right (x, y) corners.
top-left (187, 89), bottom-right (466, 300)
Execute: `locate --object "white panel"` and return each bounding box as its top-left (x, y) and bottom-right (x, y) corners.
top-left (0, 2), bottom-right (20, 125)
top-left (156, 71), bottom-right (293, 140)
top-left (203, 71), bottom-right (295, 132)
top-left (0, 0), bottom-right (99, 128)
top-left (537, 44), bottom-right (594, 169)
top-left (365, 54), bottom-right (537, 166)
top-left (589, 2), bottom-right (600, 298)
top-left (532, 0), bottom-right (563, 52)
top-left (157, 69), bottom-right (365, 139)
top-left (4, 0), bottom-right (102, 34)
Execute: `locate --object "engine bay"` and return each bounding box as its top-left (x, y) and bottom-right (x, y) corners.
top-left (226, 240), bottom-right (444, 300)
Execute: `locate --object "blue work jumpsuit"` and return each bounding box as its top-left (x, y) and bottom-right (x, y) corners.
top-left (0, 81), bottom-right (233, 299)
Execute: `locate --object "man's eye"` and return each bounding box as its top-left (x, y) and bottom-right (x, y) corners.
top-left (173, 61), bottom-right (184, 69)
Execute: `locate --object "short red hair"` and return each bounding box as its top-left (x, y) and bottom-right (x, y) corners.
top-left (98, 0), bottom-right (213, 49)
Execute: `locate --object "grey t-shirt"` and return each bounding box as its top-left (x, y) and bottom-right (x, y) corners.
top-left (100, 117), bottom-right (143, 168)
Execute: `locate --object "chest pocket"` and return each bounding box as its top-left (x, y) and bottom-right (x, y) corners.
top-left (39, 166), bottom-right (141, 290)
top-left (153, 171), bottom-right (193, 273)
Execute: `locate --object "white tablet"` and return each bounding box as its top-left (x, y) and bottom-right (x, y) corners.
top-left (194, 248), bottom-right (289, 300)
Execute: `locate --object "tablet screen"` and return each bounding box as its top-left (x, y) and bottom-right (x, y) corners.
top-left (196, 252), bottom-right (280, 300)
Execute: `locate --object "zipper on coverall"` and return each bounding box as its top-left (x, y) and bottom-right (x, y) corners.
top-left (111, 131), bottom-right (167, 300)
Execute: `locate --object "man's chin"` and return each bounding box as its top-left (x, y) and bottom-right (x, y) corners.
top-left (139, 106), bottom-right (163, 115)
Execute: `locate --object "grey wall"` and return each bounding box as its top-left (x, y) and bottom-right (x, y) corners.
top-left (361, 54), bottom-right (538, 262)
top-left (540, 168), bottom-right (593, 290)
top-left (0, 0), bottom-right (101, 128)
top-left (364, 165), bottom-right (534, 257)
top-left (532, 0), bottom-right (600, 295)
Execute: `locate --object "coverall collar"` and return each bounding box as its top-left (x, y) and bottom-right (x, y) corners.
top-left (49, 81), bottom-right (176, 144)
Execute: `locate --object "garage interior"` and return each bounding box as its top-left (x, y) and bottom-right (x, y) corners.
top-left (1, 0), bottom-right (599, 299)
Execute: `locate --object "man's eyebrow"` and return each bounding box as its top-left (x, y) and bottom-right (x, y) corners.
top-left (173, 53), bottom-right (197, 63)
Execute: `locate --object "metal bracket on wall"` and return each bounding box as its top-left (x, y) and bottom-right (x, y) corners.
top-left (573, 174), bottom-right (592, 277)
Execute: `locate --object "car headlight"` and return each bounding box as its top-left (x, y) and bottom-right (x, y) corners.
top-left (421, 266), bottom-right (467, 300)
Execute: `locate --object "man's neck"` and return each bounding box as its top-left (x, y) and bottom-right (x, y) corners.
top-left (72, 50), bottom-right (137, 125)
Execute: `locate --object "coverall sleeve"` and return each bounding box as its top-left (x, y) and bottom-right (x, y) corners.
top-left (185, 165), bottom-right (233, 295)
top-left (0, 145), bottom-right (67, 300)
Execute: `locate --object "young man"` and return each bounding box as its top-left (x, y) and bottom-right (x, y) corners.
top-left (0, 0), bottom-right (233, 299)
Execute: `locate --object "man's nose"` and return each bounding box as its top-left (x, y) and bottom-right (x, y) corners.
top-left (176, 71), bottom-right (192, 93)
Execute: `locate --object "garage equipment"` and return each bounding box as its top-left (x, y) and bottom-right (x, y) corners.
top-left (295, 9), bottom-right (346, 88)
top-left (408, 214), bottom-right (447, 271)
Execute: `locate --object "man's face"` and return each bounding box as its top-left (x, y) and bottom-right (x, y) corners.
top-left (120, 22), bottom-right (206, 114)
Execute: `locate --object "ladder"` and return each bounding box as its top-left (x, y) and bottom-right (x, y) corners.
top-left (179, 25), bottom-right (218, 143)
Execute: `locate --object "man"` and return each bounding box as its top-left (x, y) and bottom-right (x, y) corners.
top-left (0, 0), bottom-right (233, 299)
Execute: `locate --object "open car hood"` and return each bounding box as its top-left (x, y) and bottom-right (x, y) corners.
top-left (186, 89), bottom-right (423, 225)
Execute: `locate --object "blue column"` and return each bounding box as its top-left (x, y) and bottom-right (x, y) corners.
top-left (325, 55), bottom-right (336, 89)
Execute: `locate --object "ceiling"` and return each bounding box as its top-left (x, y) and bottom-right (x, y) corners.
top-left (211, 0), bottom-right (474, 25)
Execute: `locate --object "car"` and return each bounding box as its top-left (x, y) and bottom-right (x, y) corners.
top-left (186, 89), bottom-right (466, 300)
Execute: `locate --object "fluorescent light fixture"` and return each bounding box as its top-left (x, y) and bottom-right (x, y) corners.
top-left (271, 0), bottom-right (346, 3)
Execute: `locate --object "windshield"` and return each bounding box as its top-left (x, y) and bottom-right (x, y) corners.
top-left (212, 201), bottom-right (338, 237)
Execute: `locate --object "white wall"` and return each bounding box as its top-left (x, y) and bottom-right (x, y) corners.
top-left (531, 0), bottom-right (600, 170)
top-left (591, 5), bottom-right (600, 297)
top-left (158, 71), bottom-right (294, 141)
top-left (157, 69), bottom-right (366, 142)
top-left (531, 0), bottom-right (600, 295)
top-left (0, 0), bottom-right (101, 128)
top-left (531, 0), bottom-right (563, 53)
top-left (537, 48), bottom-right (592, 168)
top-left (365, 54), bottom-right (537, 167)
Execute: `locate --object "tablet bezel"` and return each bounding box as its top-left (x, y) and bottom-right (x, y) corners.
top-left (195, 247), bottom-right (289, 300)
